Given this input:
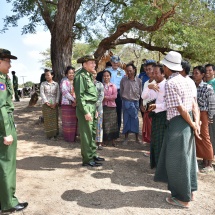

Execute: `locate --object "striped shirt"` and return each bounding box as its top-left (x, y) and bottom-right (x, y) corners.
top-left (197, 81), bottom-right (215, 119)
top-left (165, 72), bottom-right (193, 120)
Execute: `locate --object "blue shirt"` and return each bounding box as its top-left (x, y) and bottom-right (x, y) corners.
top-left (105, 67), bottom-right (125, 89)
top-left (138, 72), bottom-right (149, 89)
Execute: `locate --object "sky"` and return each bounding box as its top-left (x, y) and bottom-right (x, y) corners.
top-left (0, 0), bottom-right (51, 84)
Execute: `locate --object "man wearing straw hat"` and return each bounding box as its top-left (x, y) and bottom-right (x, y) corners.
top-left (154, 51), bottom-right (200, 208)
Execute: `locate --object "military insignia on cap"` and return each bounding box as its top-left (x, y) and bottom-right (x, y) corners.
top-left (77, 55), bottom-right (96, 63)
top-left (0, 83), bottom-right (6, 91)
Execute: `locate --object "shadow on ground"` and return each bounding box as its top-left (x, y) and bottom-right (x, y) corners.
top-left (61, 189), bottom-right (173, 209)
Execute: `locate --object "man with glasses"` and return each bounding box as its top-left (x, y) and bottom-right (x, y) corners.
top-left (0, 48), bottom-right (28, 213)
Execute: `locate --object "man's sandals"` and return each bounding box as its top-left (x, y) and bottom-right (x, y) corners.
top-left (166, 197), bottom-right (189, 208)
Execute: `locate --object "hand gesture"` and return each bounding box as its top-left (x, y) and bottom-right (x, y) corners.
top-left (85, 113), bottom-right (92, 121)
top-left (148, 104), bottom-right (156, 112)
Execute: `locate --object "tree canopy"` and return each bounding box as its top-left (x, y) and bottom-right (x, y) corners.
top-left (2, 0), bottom-right (215, 80)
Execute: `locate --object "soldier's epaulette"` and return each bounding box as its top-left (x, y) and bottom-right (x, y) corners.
top-left (0, 74), bottom-right (6, 80)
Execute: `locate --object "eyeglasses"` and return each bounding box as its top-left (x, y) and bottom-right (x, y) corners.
top-left (0, 58), bottom-right (11, 63)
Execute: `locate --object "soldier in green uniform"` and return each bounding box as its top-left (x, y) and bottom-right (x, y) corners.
top-left (74, 55), bottom-right (105, 167)
top-left (11, 71), bottom-right (20, 102)
top-left (0, 48), bottom-right (28, 213)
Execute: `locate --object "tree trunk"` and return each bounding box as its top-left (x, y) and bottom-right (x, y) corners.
top-left (50, 0), bottom-right (82, 82)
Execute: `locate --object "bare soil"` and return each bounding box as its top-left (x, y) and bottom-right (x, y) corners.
top-left (2, 98), bottom-right (215, 215)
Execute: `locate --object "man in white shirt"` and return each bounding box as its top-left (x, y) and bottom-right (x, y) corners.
top-left (145, 64), bottom-right (167, 168)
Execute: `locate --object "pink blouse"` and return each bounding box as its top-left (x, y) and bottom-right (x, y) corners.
top-left (103, 82), bottom-right (117, 107)
top-left (60, 78), bottom-right (75, 105)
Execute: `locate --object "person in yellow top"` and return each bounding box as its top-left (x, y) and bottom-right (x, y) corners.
top-left (0, 48), bottom-right (28, 213)
top-left (74, 55), bottom-right (105, 167)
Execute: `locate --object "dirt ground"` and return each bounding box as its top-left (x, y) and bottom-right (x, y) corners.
top-left (2, 98), bottom-right (215, 215)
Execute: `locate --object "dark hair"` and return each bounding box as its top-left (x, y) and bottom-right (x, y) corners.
top-left (181, 60), bottom-right (191, 75)
top-left (126, 63), bottom-right (137, 76)
top-left (106, 61), bottom-right (112, 67)
top-left (194, 66), bottom-right (205, 74)
top-left (45, 69), bottom-right (54, 77)
top-left (205, 63), bottom-right (215, 71)
top-left (65, 66), bottom-right (75, 75)
top-left (11, 71), bottom-right (15, 75)
top-left (145, 62), bottom-right (156, 67)
top-left (155, 64), bottom-right (164, 74)
top-left (44, 68), bottom-right (49, 73)
top-left (103, 70), bottom-right (111, 77)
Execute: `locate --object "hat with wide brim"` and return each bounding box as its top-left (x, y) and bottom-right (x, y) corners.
top-left (0, 48), bottom-right (17, 59)
top-left (161, 51), bottom-right (182, 71)
top-left (77, 55), bottom-right (97, 64)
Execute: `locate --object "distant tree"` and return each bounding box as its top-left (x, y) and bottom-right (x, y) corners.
top-left (24, 81), bottom-right (34, 87)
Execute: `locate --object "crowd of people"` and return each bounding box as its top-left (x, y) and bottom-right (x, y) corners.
top-left (1, 46), bottom-right (215, 212)
top-left (42, 51), bottom-right (215, 208)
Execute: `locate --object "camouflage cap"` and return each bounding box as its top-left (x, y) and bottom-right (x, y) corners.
top-left (0, 48), bottom-right (17, 59)
top-left (77, 55), bottom-right (96, 64)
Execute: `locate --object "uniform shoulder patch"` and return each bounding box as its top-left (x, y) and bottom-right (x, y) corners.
top-left (0, 82), bottom-right (6, 91)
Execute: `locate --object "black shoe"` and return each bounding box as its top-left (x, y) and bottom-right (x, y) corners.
top-left (94, 156), bottom-right (105, 162)
top-left (82, 161), bottom-right (102, 167)
top-left (2, 202), bottom-right (28, 213)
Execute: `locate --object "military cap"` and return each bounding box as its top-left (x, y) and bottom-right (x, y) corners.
top-left (110, 55), bottom-right (120, 63)
top-left (0, 48), bottom-right (17, 59)
top-left (77, 55), bottom-right (96, 64)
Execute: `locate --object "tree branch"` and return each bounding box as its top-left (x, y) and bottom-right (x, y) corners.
top-left (114, 38), bottom-right (176, 55)
top-left (94, 5), bottom-right (177, 60)
top-left (110, 0), bottom-right (127, 7)
top-left (36, 0), bottom-right (54, 31)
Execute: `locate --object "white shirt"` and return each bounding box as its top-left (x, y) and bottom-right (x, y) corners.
top-left (186, 75), bottom-right (197, 99)
top-left (141, 79), bottom-right (166, 113)
top-left (141, 80), bottom-right (156, 106)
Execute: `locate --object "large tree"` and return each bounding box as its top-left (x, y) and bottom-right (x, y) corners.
top-left (2, 0), bottom-right (215, 81)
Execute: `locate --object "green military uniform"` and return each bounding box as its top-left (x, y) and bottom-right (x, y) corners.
top-left (12, 73), bottom-right (19, 101)
top-left (74, 67), bottom-right (98, 164)
top-left (0, 72), bottom-right (19, 210)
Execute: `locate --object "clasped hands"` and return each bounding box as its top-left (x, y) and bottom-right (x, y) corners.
top-left (85, 111), bottom-right (98, 121)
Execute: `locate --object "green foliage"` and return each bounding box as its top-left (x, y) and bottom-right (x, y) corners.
top-left (24, 81), bottom-right (34, 87)
top-left (2, 0), bottom-right (215, 65)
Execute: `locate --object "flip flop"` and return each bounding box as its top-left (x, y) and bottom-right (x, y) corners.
top-left (166, 197), bottom-right (189, 208)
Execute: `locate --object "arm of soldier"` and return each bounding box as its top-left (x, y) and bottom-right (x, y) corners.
top-left (40, 82), bottom-right (50, 106)
top-left (74, 74), bottom-right (91, 120)
top-left (0, 94), bottom-right (13, 145)
top-left (177, 105), bottom-right (201, 140)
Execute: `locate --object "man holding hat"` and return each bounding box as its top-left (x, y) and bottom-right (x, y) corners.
top-left (154, 51), bottom-right (199, 208)
top-left (74, 55), bottom-right (105, 167)
top-left (0, 48), bottom-right (28, 213)
top-left (105, 55), bottom-right (125, 131)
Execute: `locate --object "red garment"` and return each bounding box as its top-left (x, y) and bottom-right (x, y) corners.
top-left (195, 111), bottom-right (214, 160)
top-left (142, 111), bottom-right (152, 143)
